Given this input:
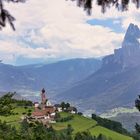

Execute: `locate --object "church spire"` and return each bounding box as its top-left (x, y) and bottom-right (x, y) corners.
top-left (41, 88), bottom-right (47, 110)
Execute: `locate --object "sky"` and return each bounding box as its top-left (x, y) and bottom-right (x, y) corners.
top-left (0, 0), bottom-right (140, 65)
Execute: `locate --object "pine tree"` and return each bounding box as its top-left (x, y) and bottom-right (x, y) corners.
top-left (135, 96), bottom-right (140, 133)
top-left (0, 0), bottom-right (25, 30)
top-left (1, 0), bottom-right (140, 30)
top-left (69, 0), bottom-right (140, 15)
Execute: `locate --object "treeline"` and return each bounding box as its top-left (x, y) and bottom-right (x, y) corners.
top-left (132, 132), bottom-right (140, 140)
top-left (0, 93), bottom-right (33, 116)
top-left (60, 102), bottom-right (77, 112)
top-left (91, 114), bottom-right (140, 139)
top-left (0, 94), bottom-right (14, 116)
top-left (12, 99), bottom-right (33, 107)
top-left (0, 120), bottom-right (113, 140)
top-left (91, 114), bottom-right (129, 135)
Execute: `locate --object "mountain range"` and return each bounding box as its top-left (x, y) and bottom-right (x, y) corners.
top-left (57, 23), bottom-right (140, 113)
top-left (0, 58), bottom-right (101, 99)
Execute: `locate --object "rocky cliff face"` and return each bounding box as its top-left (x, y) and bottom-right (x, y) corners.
top-left (103, 23), bottom-right (140, 69)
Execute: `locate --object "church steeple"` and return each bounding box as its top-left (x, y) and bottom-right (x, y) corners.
top-left (41, 88), bottom-right (47, 110)
top-left (42, 88), bottom-right (45, 94)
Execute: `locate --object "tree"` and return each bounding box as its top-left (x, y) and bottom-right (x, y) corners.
top-left (0, 120), bottom-right (20, 139)
top-left (131, 132), bottom-right (140, 140)
top-left (74, 131), bottom-right (95, 140)
top-left (77, 112), bottom-right (83, 116)
top-left (66, 124), bottom-right (73, 135)
top-left (97, 134), bottom-right (107, 140)
top-left (66, 103), bottom-right (70, 109)
top-left (0, 0), bottom-right (25, 30)
top-left (0, 93), bottom-right (15, 116)
top-left (69, 0), bottom-right (140, 15)
top-left (61, 102), bottom-right (66, 110)
top-left (135, 96), bottom-right (140, 133)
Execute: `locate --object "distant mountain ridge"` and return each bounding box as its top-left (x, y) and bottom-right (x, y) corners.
top-left (58, 23), bottom-right (140, 113)
top-left (0, 58), bottom-right (101, 98)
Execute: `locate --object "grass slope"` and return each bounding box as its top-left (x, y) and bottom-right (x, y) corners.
top-left (0, 107), bottom-right (33, 128)
top-left (0, 109), bottom-right (133, 140)
top-left (53, 112), bottom-right (133, 140)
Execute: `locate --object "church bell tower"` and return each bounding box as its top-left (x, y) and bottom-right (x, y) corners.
top-left (41, 88), bottom-right (47, 110)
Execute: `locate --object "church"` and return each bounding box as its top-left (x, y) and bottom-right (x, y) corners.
top-left (32, 88), bottom-right (56, 124)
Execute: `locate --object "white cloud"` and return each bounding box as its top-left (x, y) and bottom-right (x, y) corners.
top-left (0, 0), bottom-right (139, 64)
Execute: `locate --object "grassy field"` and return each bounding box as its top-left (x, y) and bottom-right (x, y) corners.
top-left (0, 106), bottom-right (33, 128)
top-left (89, 126), bottom-right (132, 140)
top-left (53, 112), bottom-right (97, 132)
top-left (0, 109), bottom-right (133, 140)
top-left (53, 112), bottom-right (133, 140)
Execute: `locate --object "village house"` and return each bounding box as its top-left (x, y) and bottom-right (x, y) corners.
top-left (67, 107), bottom-right (77, 114)
top-left (54, 104), bottom-right (62, 112)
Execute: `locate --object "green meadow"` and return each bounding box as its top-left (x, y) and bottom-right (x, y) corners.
top-left (53, 112), bottom-right (133, 140)
top-left (0, 108), bottom-right (133, 140)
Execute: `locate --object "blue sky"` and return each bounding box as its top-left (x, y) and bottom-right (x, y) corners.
top-left (87, 18), bottom-right (125, 33)
top-left (0, 0), bottom-right (140, 65)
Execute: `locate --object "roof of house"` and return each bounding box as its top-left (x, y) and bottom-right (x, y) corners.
top-left (45, 106), bottom-right (56, 114)
top-left (32, 106), bottom-right (56, 117)
top-left (67, 107), bottom-right (77, 111)
top-left (32, 111), bottom-right (46, 117)
top-left (54, 104), bottom-right (61, 107)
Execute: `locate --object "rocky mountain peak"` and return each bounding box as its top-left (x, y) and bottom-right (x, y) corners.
top-left (125, 23), bottom-right (140, 37)
top-left (122, 23), bottom-right (140, 48)
top-left (103, 23), bottom-right (140, 69)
